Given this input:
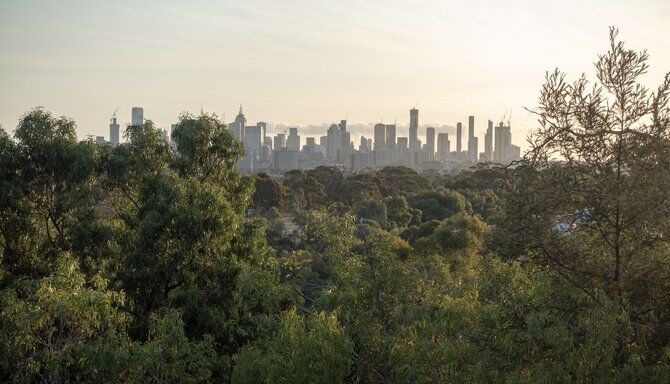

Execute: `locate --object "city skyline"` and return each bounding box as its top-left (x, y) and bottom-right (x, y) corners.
top-left (2, 0), bottom-right (669, 144)
top-left (99, 104), bottom-right (521, 174)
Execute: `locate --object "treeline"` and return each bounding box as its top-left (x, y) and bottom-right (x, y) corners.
top-left (2, 29), bottom-right (670, 383)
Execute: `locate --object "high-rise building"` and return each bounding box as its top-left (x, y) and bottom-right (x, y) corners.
top-left (494, 121), bottom-right (512, 163)
top-left (374, 123), bottom-right (386, 150)
top-left (437, 133), bottom-right (450, 161)
top-left (326, 120), bottom-right (351, 164)
top-left (409, 108), bottom-right (419, 152)
top-left (109, 115), bottom-right (120, 147)
top-left (287, 127), bottom-right (300, 150)
top-left (131, 107), bottom-right (144, 126)
top-left (468, 116), bottom-right (475, 138)
top-left (385, 124), bottom-right (396, 150)
top-left (467, 116), bottom-right (478, 163)
top-left (95, 136), bottom-right (106, 145)
top-left (274, 133), bottom-right (286, 150)
top-left (456, 122), bottom-right (462, 154)
top-left (338, 119), bottom-right (347, 131)
top-left (468, 136), bottom-right (479, 163)
top-left (359, 136), bottom-right (373, 152)
top-left (245, 125), bottom-right (262, 159)
top-left (425, 127), bottom-right (435, 159)
top-left (261, 136), bottom-right (273, 161)
top-left (484, 120), bottom-right (493, 162)
top-left (229, 105), bottom-right (247, 140)
top-left (319, 135), bottom-right (327, 156)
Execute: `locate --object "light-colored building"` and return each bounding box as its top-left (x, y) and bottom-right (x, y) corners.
top-left (228, 105), bottom-right (247, 140)
top-left (425, 127), bottom-right (435, 160)
top-left (437, 132), bottom-right (450, 161)
top-left (131, 107), bottom-right (144, 126)
top-left (287, 127), bottom-right (300, 150)
top-left (484, 120), bottom-right (493, 162)
top-left (109, 116), bottom-right (120, 147)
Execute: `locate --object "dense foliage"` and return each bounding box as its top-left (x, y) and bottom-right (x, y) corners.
top-left (1, 29), bottom-right (669, 383)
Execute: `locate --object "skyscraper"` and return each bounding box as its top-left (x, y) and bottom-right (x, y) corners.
top-left (494, 121), bottom-right (512, 163)
top-left (229, 105), bottom-right (247, 140)
top-left (467, 116), bottom-right (478, 163)
top-left (425, 127), bottom-right (435, 159)
top-left (274, 133), bottom-right (286, 150)
top-left (245, 125), bottom-right (262, 159)
top-left (468, 136), bottom-right (479, 163)
top-left (287, 127), bottom-right (300, 150)
top-left (456, 122), bottom-right (462, 154)
top-left (359, 136), bottom-right (373, 152)
top-left (109, 115), bottom-right (119, 147)
top-left (468, 116), bottom-right (475, 138)
top-left (385, 124), bottom-right (396, 150)
top-left (437, 133), bottom-right (450, 161)
top-left (131, 107), bottom-right (144, 126)
top-left (374, 123), bottom-right (386, 150)
top-left (484, 120), bottom-right (493, 162)
top-left (409, 108), bottom-right (419, 150)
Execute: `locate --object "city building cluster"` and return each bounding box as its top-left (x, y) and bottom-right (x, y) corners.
top-left (97, 106), bottom-right (521, 175)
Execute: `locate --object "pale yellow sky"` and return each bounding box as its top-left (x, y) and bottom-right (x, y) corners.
top-left (1, 0), bottom-right (669, 149)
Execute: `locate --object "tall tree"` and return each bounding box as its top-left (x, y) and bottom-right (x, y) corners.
top-left (502, 28), bottom-right (670, 355)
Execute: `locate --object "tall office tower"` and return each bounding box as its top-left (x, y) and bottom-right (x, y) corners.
top-left (468, 136), bottom-right (479, 163)
top-left (262, 136), bottom-right (273, 161)
top-left (467, 115), bottom-right (478, 162)
top-left (484, 120), bottom-right (493, 161)
top-left (287, 127), bottom-right (300, 150)
top-left (359, 136), bottom-right (373, 152)
top-left (258, 121), bottom-right (267, 142)
top-left (396, 136), bottom-right (409, 166)
top-left (326, 123), bottom-right (342, 161)
top-left (273, 133), bottom-right (286, 150)
top-left (468, 116), bottom-right (475, 138)
top-left (409, 108), bottom-right (419, 151)
top-left (385, 124), bottom-right (396, 150)
top-left (494, 121), bottom-right (512, 163)
top-left (425, 127), bottom-right (435, 159)
top-left (229, 105), bottom-right (247, 141)
top-left (109, 115), bottom-right (120, 147)
top-left (338, 119), bottom-right (347, 131)
top-left (131, 107), bottom-right (144, 126)
top-left (341, 130), bottom-right (352, 166)
top-left (456, 122), bottom-right (462, 153)
top-left (437, 133), bottom-right (450, 161)
top-left (304, 137), bottom-right (317, 153)
top-left (319, 135), bottom-right (328, 156)
top-left (245, 125), bottom-right (262, 159)
top-left (397, 137), bottom-right (408, 151)
top-left (374, 123), bottom-right (386, 150)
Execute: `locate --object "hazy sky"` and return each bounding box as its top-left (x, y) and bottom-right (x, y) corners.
top-left (1, 0), bottom-right (669, 148)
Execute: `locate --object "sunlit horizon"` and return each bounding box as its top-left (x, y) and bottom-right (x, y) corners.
top-left (2, 0), bottom-right (669, 149)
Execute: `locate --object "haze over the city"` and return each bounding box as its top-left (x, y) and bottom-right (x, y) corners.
top-left (1, 0), bottom-right (669, 147)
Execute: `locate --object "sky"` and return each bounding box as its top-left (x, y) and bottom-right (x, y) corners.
top-left (1, 0), bottom-right (669, 149)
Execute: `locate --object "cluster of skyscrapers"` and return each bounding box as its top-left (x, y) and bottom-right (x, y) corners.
top-left (98, 106), bottom-right (520, 175)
